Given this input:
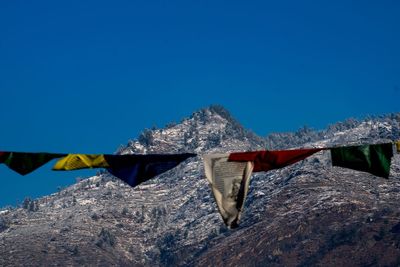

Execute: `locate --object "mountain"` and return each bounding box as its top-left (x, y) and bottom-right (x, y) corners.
top-left (0, 106), bottom-right (399, 266)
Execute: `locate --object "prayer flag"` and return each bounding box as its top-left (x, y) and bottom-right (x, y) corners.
top-left (203, 154), bottom-right (253, 228)
top-left (105, 153), bottom-right (196, 187)
top-left (396, 141), bottom-right (400, 153)
top-left (53, 154), bottom-right (110, 170)
top-left (330, 143), bottom-right (393, 178)
top-left (0, 152), bottom-right (10, 163)
top-left (228, 148), bottom-right (323, 172)
top-left (3, 152), bottom-right (65, 175)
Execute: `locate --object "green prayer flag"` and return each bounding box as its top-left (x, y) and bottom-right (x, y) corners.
top-left (330, 143), bottom-right (393, 178)
top-left (4, 152), bottom-right (65, 175)
top-left (0, 152), bottom-right (10, 163)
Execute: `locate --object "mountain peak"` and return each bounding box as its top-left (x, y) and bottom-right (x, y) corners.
top-left (186, 105), bottom-right (241, 128)
top-left (120, 105), bottom-right (264, 154)
top-left (202, 105), bottom-right (236, 121)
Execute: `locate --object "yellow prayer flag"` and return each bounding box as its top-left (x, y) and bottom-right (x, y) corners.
top-left (396, 141), bottom-right (400, 153)
top-left (53, 154), bottom-right (110, 170)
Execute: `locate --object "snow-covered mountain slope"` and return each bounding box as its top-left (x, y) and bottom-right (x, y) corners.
top-left (0, 106), bottom-right (399, 266)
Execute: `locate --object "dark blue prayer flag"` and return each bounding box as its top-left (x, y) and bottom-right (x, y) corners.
top-left (105, 153), bottom-right (196, 187)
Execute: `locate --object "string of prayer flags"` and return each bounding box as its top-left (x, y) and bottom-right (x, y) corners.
top-left (330, 143), bottom-right (393, 178)
top-left (203, 154), bottom-right (253, 228)
top-left (53, 154), bottom-right (110, 170)
top-left (105, 153), bottom-right (196, 187)
top-left (1, 152), bottom-right (65, 175)
top-left (52, 153), bottom-right (196, 187)
top-left (228, 148), bottom-right (323, 172)
top-left (0, 141), bottom-right (398, 228)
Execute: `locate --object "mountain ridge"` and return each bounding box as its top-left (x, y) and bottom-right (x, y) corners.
top-left (0, 106), bottom-right (399, 266)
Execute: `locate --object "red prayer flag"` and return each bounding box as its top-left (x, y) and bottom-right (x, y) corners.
top-left (228, 148), bottom-right (323, 172)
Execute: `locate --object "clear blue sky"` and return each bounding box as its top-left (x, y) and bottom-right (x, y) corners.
top-left (1, 0), bottom-right (399, 207)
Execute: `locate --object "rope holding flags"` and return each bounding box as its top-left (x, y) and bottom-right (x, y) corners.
top-left (0, 141), bottom-right (399, 227)
top-left (53, 153), bottom-right (197, 187)
top-left (0, 151), bottom-right (196, 188)
top-left (208, 142), bottom-right (395, 226)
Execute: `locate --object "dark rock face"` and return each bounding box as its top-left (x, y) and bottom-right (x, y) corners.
top-left (0, 106), bottom-right (399, 266)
